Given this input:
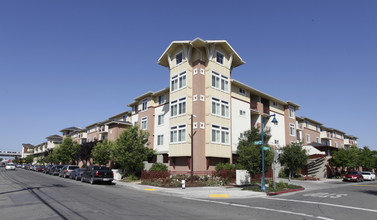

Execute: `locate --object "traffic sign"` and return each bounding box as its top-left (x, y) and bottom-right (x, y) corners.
top-left (254, 140), bottom-right (262, 145)
top-left (263, 146), bottom-right (270, 150)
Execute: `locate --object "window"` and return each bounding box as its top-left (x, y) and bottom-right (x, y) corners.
top-left (239, 88), bottom-right (246, 96)
top-left (211, 125), bottom-right (229, 144)
top-left (240, 133), bottom-right (244, 139)
top-left (141, 117), bottom-right (147, 130)
top-left (193, 122), bottom-right (197, 128)
top-left (289, 124), bottom-right (295, 136)
top-left (200, 68), bottom-right (204, 75)
top-left (193, 95), bottom-right (197, 101)
top-left (142, 99), bottom-right (148, 111)
top-left (316, 125), bottom-right (319, 132)
top-left (157, 135), bottom-right (164, 145)
top-left (306, 134), bottom-right (310, 143)
top-left (211, 71), bottom-right (229, 92)
top-left (122, 115), bottom-right (127, 122)
top-left (170, 124), bottom-right (186, 143)
top-left (216, 51), bottom-right (224, 65)
top-left (175, 52), bottom-right (182, 65)
top-left (134, 105), bottom-right (139, 113)
top-left (200, 122), bottom-right (205, 129)
top-left (335, 142), bottom-right (338, 148)
top-left (239, 110), bottom-right (246, 117)
top-left (341, 134), bottom-right (344, 139)
top-left (273, 101), bottom-right (278, 107)
top-left (200, 95), bottom-right (205, 101)
top-left (157, 115), bottom-right (164, 125)
top-left (334, 131), bottom-right (337, 137)
top-left (306, 121), bottom-right (310, 128)
top-left (171, 71), bottom-right (186, 92)
top-left (289, 106), bottom-right (295, 118)
top-left (158, 95), bottom-right (165, 105)
top-left (94, 136), bottom-right (97, 141)
top-left (316, 137), bottom-right (320, 143)
top-left (170, 97), bottom-right (186, 117)
top-left (194, 69), bottom-right (197, 75)
top-left (211, 97), bottom-right (229, 118)
top-left (275, 140), bottom-right (279, 145)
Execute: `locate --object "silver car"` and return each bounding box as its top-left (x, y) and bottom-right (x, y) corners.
top-left (5, 163), bottom-right (16, 171)
top-left (361, 172), bottom-right (376, 181)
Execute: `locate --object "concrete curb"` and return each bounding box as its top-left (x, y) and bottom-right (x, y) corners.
top-left (267, 187), bottom-right (305, 196)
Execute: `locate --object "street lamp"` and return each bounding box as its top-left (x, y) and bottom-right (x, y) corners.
top-left (189, 114), bottom-right (197, 184)
top-left (261, 114), bottom-right (278, 191)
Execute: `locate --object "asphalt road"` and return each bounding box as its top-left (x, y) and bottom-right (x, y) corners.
top-left (1, 167), bottom-right (376, 220)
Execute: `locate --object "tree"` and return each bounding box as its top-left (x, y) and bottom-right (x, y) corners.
top-left (237, 127), bottom-right (274, 176)
top-left (46, 149), bottom-right (59, 164)
top-left (329, 148), bottom-right (349, 173)
top-left (77, 141), bottom-right (96, 167)
top-left (278, 142), bottom-right (309, 180)
top-left (92, 139), bottom-right (112, 166)
top-left (111, 126), bottom-right (154, 177)
top-left (25, 155), bottom-right (34, 164)
top-left (56, 137), bottom-right (79, 164)
top-left (358, 146), bottom-right (375, 171)
top-left (347, 146), bottom-right (360, 170)
top-left (36, 157), bottom-right (46, 165)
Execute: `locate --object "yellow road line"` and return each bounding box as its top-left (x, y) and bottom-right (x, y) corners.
top-left (144, 189), bottom-right (158, 191)
top-left (209, 194), bottom-right (230, 198)
top-left (353, 185), bottom-right (377, 187)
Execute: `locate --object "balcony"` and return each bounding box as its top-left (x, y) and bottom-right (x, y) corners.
top-left (250, 101), bottom-right (258, 111)
top-left (320, 131), bottom-right (333, 140)
top-left (344, 139), bottom-right (350, 145)
top-left (99, 125), bottom-right (108, 133)
top-left (263, 105), bottom-right (269, 114)
top-left (79, 133), bottom-right (88, 139)
top-left (296, 122), bottom-right (303, 130)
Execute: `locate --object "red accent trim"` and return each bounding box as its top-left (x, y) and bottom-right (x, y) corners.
top-left (267, 187), bottom-right (305, 196)
top-left (231, 96), bottom-right (250, 104)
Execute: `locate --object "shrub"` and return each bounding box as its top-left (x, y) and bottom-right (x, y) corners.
top-left (278, 181), bottom-right (286, 188)
top-left (149, 162), bottom-right (168, 172)
top-left (215, 163), bottom-right (235, 171)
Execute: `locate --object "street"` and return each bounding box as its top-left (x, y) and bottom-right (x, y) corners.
top-left (1, 168), bottom-right (376, 220)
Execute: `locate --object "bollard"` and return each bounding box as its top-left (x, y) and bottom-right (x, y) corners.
top-left (181, 180), bottom-right (186, 189)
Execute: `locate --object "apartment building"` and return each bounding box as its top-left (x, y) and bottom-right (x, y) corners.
top-left (296, 116), bottom-right (322, 145)
top-left (22, 38), bottom-right (359, 173)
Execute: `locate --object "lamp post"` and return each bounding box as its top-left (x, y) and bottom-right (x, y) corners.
top-left (189, 114), bottom-right (196, 184)
top-left (261, 114), bottom-right (278, 191)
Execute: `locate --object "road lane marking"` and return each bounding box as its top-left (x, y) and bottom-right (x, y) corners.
top-left (303, 192), bottom-right (348, 198)
top-left (185, 197), bottom-right (333, 220)
top-left (265, 197), bottom-right (377, 213)
top-left (209, 194), bottom-right (229, 198)
top-left (353, 185), bottom-right (377, 187)
top-left (143, 189), bottom-right (158, 191)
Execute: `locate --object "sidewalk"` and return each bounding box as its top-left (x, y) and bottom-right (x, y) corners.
top-left (114, 180), bottom-right (266, 199)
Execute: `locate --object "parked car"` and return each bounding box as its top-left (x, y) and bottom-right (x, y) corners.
top-left (344, 171), bottom-right (364, 182)
top-left (59, 165), bottom-right (79, 178)
top-left (70, 168), bottom-right (86, 181)
top-left (50, 165), bottom-right (64, 176)
top-left (5, 163), bottom-right (16, 171)
top-left (34, 165), bottom-right (44, 172)
top-left (361, 172), bottom-right (376, 181)
top-left (16, 164), bottom-right (22, 168)
top-left (43, 165), bottom-right (52, 174)
top-left (81, 166), bottom-right (114, 185)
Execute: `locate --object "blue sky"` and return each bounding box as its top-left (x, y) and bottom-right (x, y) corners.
top-left (1, 0), bottom-right (376, 152)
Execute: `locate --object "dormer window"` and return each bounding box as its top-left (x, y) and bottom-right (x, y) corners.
top-left (216, 51), bottom-right (224, 65)
top-left (142, 99), bottom-right (148, 111)
top-left (239, 88), bottom-right (246, 96)
top-left (175, 52), bottom-right (183, 65)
